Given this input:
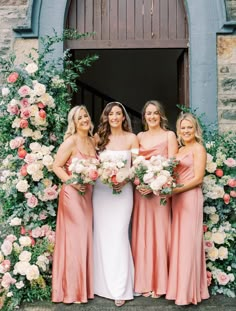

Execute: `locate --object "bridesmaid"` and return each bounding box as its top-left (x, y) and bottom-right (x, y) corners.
top-left (166, 112), bottom-right (210, 305)
top-left (132, 100), bottom-right (178, 298)
top-left (52, 106), bottom-right (96, 304)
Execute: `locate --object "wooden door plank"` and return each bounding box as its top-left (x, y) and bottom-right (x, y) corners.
top-left (76, 0), bottom-right (85, 33)
top-left (101, 0), bottom-right (109, 40)
top-left (144, 0), bottom-right (152, 39)
top-left (159, 0), bottom-right (168, 39)
top-left (85, 0), bottom-right (93, 37)
top-left (94, 0), bottom-right (102, 39)
top-left (118, 0), bottom-right (127, 40)
top-left (110, 0), bottom-right (118, 40)
top-left (168, 0), bottom-right (177, 39)
top-left (68, 0), bottom-right (77, 30)
top-left (127, 0), bottom-right (135, 39)
top-left (135, 0), bottom-right (143, 39)
top-left (177, 0), bottom-right (187, 39)
top-left (152, 0), bottom-right (160, 39)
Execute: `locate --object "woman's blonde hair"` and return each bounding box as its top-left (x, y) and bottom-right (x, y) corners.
top-left (176, 112), bottom-right (203, 146)
top-left (142, 100), bottom-right (168, 130)
top-left (64, 105), bottom-right (93, 140)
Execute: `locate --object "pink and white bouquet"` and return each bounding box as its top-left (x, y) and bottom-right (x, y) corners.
top-left (130, 155), bottom-right (179, 205)
top-left (67, 157), bottom-right (100, 194)
top-left (98, 152), bottom-right (130, 194)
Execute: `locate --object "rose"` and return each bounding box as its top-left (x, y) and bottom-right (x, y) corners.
top-left (14, 261), bottom-right (31, 275)
top-left (230, 190), bottom-right (236, 197)
top-left (207, 271), bottom-right (212, 286)
top-left (20, 119), bottom-right (28, 129)
top-left (19, 236), bottom-right (32, 247)
top-left (26, 265), bottom-right (40, 281)
top-left (27, 195), bottom-right (38, 208)
top-left (18, 148), bottom-right (27, 159)
top-left (39, 109), bottom-right (46, 118)
top-left (16, 179), bottom-right (30, 193)
top-left (1, 273), bottom-right (16, 289)
top-left (1, 240), bottom-right (12, 256)
top-left (212, 232), bottom-right (226, 244)
top-left (134, 177), bottom-right (140, 186)
top-left (227, 179), bottom-right (236, 187)
top-left (20, 164), bottom-right (28, 176)
top-left (7, 102), bottom-right (19, 115)
top-left (1, 87), bottom-right (10, 96)
top-left (10, 136), bottom-right (25, 149)
top-left (89, 170), bottom-right (99, 181)
top-left (224, 158), bottom-right (236, 167)
top-left (25, 62), bottom-right (38, 74)
top-left (205, 240), bottom-right (214, 250)
top-left (15, 281), bottom-right (24, 289)
top-left (216, 272), bottom-right (230, 285)
top-left (207, 247), bottom-right (218, 261)
top-left (20, 108), bottom-right (31, 119)
top-left (7, 72), bottom-right (19, 83)
top-left (33, 82), bottom-right (46, 96)
top-left (111, 175), bottom-right (119, 185)
top-left (19, 250), bottom-right (32, 262)
top-left (20, 98), bottom-right (30, 108)
top-left (9, 217), bottom-right (22, 226)
top-left (210, 213), bottom-right (219, 224)
top-left (37, 102), bottom-right (45, 109)
top-left (215, 168), bottom-right (224, 177)
top-left (218, 246), bottom-right (228, 260)
top-left (18, 85), bottom-right (31, 97)
top-left (223, 193), bottom-right (230, 205)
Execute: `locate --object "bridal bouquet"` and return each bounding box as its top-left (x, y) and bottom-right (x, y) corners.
top-left (66, 157), bottom-right (100, 194)
top-left (130, 155), bottom-right (179, 204)
top-left (98, 152), bottom-right (130, 194)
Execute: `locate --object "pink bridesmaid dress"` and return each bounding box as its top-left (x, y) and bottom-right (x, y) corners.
top-left (132, 133), bottom-right (171, 296)
top-left (166, 151), bottom-right (209, 305)
top-left (52, 150), bottom-right (94, 303)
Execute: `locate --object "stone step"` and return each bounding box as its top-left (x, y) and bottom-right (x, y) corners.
top-left (19, 295), bottom-right (236, 311)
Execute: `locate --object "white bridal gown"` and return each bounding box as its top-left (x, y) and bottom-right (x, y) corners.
top-left (93, 150), bottom-right (134, 300)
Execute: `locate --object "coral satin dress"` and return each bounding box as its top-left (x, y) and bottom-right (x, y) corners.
top-left (52, 150), bottom-right (94, 303)
top-left (132, 137), bottom-right (171, 296)
top-left (166, 151), bottom-right (209, 305)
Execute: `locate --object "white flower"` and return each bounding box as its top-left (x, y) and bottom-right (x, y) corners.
top-left (228, 273), bottom-right (235, 282)
top-left (116, 168), bottom-right (130, 183)
top-left (7, 291), bottom-right (13, 297)
top-left (206, 161), bottom-right (217, 173)
top-left (207, 247), bottom-right (219, 261)
top-left (19, 236), bottom-right (32, 247)
top-left (9, 217), bottom-right (22, 226)
top-left (15, 280), bottom-right (25, 289)
top-left (212, 232), bottom-right (226, 244)
top-left (218, 246), bottom-right (228, 260)
top-left (16, 179), bottom-right (30, 193)
top-left (1, 240), bottom-right (12, 256)
top-left (204, 206), bottom-right (216, 214)
top-left (27, 162), bottom-right (43, 175)
top-left (210, 213), bottom-right (219, 224)
top-left (29, 142), bottom-right (42, 153)
top-left (19, 250), bottom-right (32, 262)
top-left (32, 170), bottom-right (44, 181)
top-left (25, 62), bottom-right (38, 74)
top-left (14, 261), bottom-right (31, 275)
top-left (0, 251), bottom-right (4, 263)
top-left (2, 87), bottom-right (10, 97)
top-left (26, 264), bottom-right (40, 281)
top-left (22, 128), bottom-right (33, 137)
top-left (32, 130), bottom-right (43, 140)
top-left (33, 82), bottom-right (46, 96)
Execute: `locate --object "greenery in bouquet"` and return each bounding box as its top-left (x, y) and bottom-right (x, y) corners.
top-left (0, 30), bottom-right (98, 310)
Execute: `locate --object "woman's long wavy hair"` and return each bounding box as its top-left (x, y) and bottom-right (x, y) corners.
top-left (142, 100), bottom-right (169, 131)
top-left (97, 102), bottom-right (132, 151)
top-left (64, 105), bottom-right (94, 141)
top-left (176, 112), bottom-right (203, 146)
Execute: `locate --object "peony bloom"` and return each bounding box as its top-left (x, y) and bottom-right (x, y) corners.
top-left (14, 261), bottom-right (31, 275)
top-left (216, 271), bottom-right (230, 285)
top-left (1, 272), bottom-right (16, 289)
top-left (207, 247), bottom-right (218, 261)
top-left (33, 82), bottom-right (46, 96)
top-left (212, 232), bottom-right (226, 244)
top-left (27, 195), bottom-right (38, 208)
top-left (210, 213), bottom-right (219, 224)
top-left (1, 87), bottom-right (10, 97)
top-left (25, 62), bottom-right (38, 74)
top-left (26, 264), bottom-right (40, 281)
top-left (19, 236), bottom-right (32, 247)
top-left (7, 72), bottom-right (19, 83)
top-left (224, 158), bottom-right (236, 167)
top-left (16, 179), bottom-right (30, 193)
top-left (9, 136), bottom-right (25, 149)
top-left (18, 85), bottom-right (31, 97)
top-left (218, 246), bottom-right (228, 260)
top-left (9, 217), bottom-right (22, 226)
top-left (19, 250), bottom-right (32, 262)
top-left (1, 240), bottom-right (12, 256)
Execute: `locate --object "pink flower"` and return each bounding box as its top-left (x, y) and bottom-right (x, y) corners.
top-left (43, 185), bottom-right (58, 200)
top-left (18, 85), bottom-right (31, 97)
top-left (20, 119), bottom-right (29, 129)
top-left (39, 109), bottom-right (46, 118)
top-left (49, 133), bottom-right (57, 142)
top-left (20, 108), bottom-right (31, 119)
top-left (5, 235), bottom-right (17, 243)
top-left (1, 240), bottom-right (12, 256)
top-left (27, 195), bottom-right (38, 208)
top-left (1, 272), bottom-right (16, 289)
top-left (20, 98), bottom-right (30, 108)
top-left (203, 225), bottom-right (208, 233)
top-left (24, 153), bottom-right (36, 164)
top-left (207, 271), bottom-right (212, 286)
top-left (134, 177), bottom-right (140, 186)
top-left (39, 212), bottom-right (48, 220)
top-left (223, 193), bottom-right (231, 205)
top-left (7, 72), bottom-right (19, 83)
top-left (230, 190), bottom-right (236, 197)
top-left (1, 260), bottom-right (11, 272)
top-left (41, 225), bottom-right (51, 236)
top-left (111, 175), bottom-right (119, 185)
top-left (224, 158), bottom-right (236, 167)
top-left (20, 164), bottom-right (28, 176)
top-left (7, 103), bottom-right (19, 115)
top-left (9, 136), bottom-right (25, 149)
top-left (205, 240), bottom-right (214, 250)
top-left (37, 102), bottom-right (45, 109)
top-left (31, 227), bottom-right (42, 238)
top-left (227, 179), bottom-right (236, 187)
top-left (18, 148), bottom-right (27, 159)
top-left (216, 271), bottom-right (230, 285)
top-left (89, 170), bottom-right (99, 181)
top-left (20, 226), bottom-right (27, 235)
top-left (215, 168), bottom-right (224, 177)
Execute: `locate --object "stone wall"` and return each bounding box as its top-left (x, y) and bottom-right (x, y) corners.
top-left (225, 0), bottom-right (236, 20)
top-left (217, 35), bottom-right (236, 132)
top-left (0, 0), bottom-right (30, 59)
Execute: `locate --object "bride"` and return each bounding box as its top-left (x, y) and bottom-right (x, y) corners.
top-left (93, 102), bottom-right (138, 307)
